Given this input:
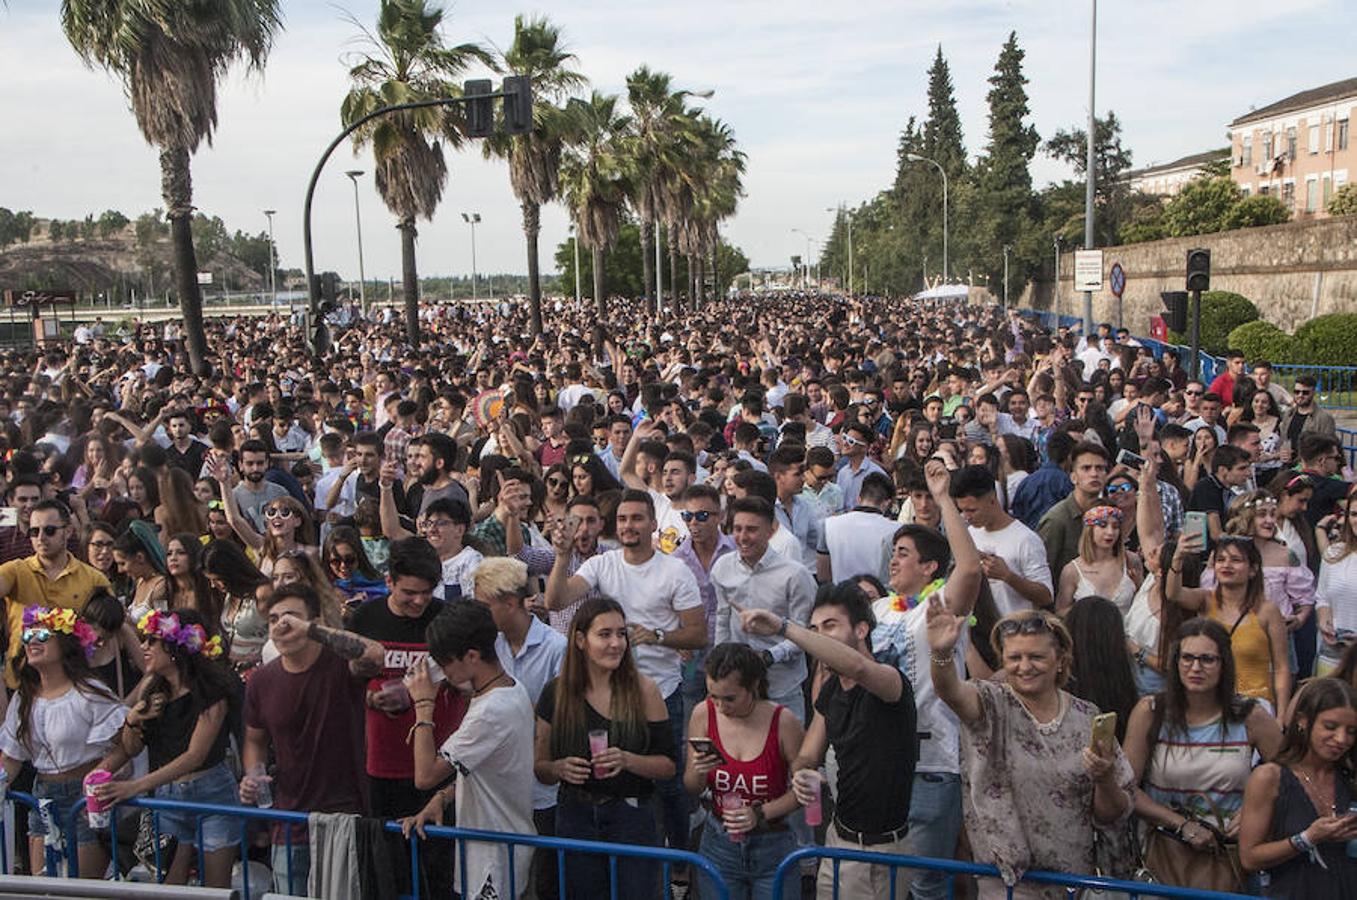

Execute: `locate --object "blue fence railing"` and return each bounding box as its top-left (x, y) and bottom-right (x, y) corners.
top-left (5, 791), bottom-right (65, 878)
top-left (63, 796), bottom-right (729, 899)
top-left (774, 845), bottom-right (1254, 900)
top-left (1339, 427), bottom-right (1357, 470)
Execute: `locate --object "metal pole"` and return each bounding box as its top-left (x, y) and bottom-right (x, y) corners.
top-left (1053, 239), bottom-right (1061, 321)
top-left (1083, 0), bottom-right (1097, 333)
top-left (655, 219), bottom-right (663, 309)
top-left (571, 230), bottom-right (581, 304)
top-left (847, 216), bottom-right (854, 296)
top-left (345, 170), bottom-right (368, 312)
top-left (941, 167), bottom-right (949, 282)
top-left (1188, 288), bottom-right (1202, 380)
top-left (1003, 244), bottom-right (1011, 309)
top-left (263, 210), bottom-right (277, 305)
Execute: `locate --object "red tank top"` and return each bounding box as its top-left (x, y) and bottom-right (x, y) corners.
top-left (705, 702), bottom-right (789, 805)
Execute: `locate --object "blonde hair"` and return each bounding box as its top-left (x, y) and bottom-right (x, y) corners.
top-left (990, 609), bottom-right (1075, 688)
top-left (1078, 508), bottom-right (1125, 564)
top-left (1224, 489), bottom-right (1278, 538)
top-left (473, 557), bottom-right (529, 601)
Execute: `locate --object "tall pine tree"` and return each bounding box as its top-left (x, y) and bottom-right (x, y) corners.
top-left (974, 32), bottom-right (1039, 299)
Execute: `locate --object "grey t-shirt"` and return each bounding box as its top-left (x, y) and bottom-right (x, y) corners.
top-left (233, 481), bottom-right (290, 534)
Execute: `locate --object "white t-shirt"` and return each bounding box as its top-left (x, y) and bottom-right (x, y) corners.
top-left (871, 591), bottom-right (967, 774)
top-left (438, 545), bottom-right (484, 600)
top-left (769, 525), bottom-right (803, 566)
top-left (437, 683), bottom-right (535, 898)
top-left (821, 509), bottom-right (898, 584)
top-left (651, 490), bottom-right (690, 552)
top-left (574, 549), bottom-right (702, 696)
top-left (968, 519), bottom-right (1053, 616)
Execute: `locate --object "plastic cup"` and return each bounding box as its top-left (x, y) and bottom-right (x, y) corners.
top-left (719, 793), bottom-right (747, 843)
top-left (83, 770), bottom-right (114, 830)
top-left (248, 764), bottom-right (273, 809)
top-left (380, 678), bottom-right (411, 710)
top-left (801, 770), bottom-right (824, 827)
top-left (588, 729), bottom-right (609, 778)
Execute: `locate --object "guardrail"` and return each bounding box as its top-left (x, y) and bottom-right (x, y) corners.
top-left (65, 796), bottom-right (728, 899)
top-left (1270, 364), bottom-right (1357, 411)
top-left (1339, 427), bottom-right (1357, 470)
top-left (4, 791), bottom-right (66, 878)
top-left (772, 845), bottom-right (1254, 900)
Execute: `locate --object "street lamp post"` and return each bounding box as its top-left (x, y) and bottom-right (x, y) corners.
top-left (791, 229), bottom-right (812, 290)
top-left (1002, 244), bottom-right (1012, 309)
top-left (1053, 236), bottom-right (1064, 321)
top-left (1083, 0), bottom-right (1098, 334)
top-left (344, 170), bottom-right (368, 312)
top-left (461, 212), bottom-right (481, 302)
top-left (570, 225), bottom-right (581, 304)
top-left (906, 153), bottom-right (948, 282)
top-left (262, 210), bottom-right (277, 306)
top-left (826, 206), bottom-right (854, 295)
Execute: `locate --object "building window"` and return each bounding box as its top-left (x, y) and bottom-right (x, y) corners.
top-left (1259, 185), bottom-right (1270, 196)
top-left (1340, 119), bottom-right (1350, 151)
top-left (1241, 185), bottom-right (1251, 197)
top-left (1324, 175), bottom-right (1334, 206)
top-left (1282, 181), bottom-right (1295, 208)
top-left (1306, 179), bottom-right (1319, 211)
top-left (1287, 127), bottom-right (1297, 160)
top-left (1309, 124), bottom-right (1321, 154)
top-left (1263, 132), bottom-right (1274, 162)
top-left (1242, 134), bottom-right (1253, 166)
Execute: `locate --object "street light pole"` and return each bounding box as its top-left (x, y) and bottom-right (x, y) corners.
top-left (461, 212), bottom-right (481, 302)
top-left (825, 206), bottom-right (854, 295)
top-left (1002, 244), bottom-right (1012, 309)
top-left (791, 229), bottom-right (812, 290)
top-left (570, 225), bottom-right (581, 304)
top-left (262, 209), bottom-right (277, 306)
top-left (344, 170), bottom-right (368, 312)
top-left (906, 153), bottom-right (948, 282)
top-left (1053, 236), bottom-right (1063, 321)
top-left (1083, 0), bottom-right (1098, 333)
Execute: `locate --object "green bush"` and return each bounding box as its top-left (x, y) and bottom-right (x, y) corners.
top-left (1327, 183), bottom-right (1357, 216)
top-left (1228, 320), bottom-right (1294, 363)
top-left (1169, 290), bottom-right (1259, 355)
top-left (1222, 195), bottom-right (1290, 229)
top-left (1294, 313), bottom-right (1357, 365)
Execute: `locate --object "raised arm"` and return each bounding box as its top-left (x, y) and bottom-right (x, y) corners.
top-left (212, 459), bottom-right (264, 552)
top-left (1136, 437), bottom-right (1166, 559)
top-left (733, 604), bottom-right (902, 703)
top-left (618, 420), bottom-right (659, 492)
top-left (927, 459), bottom-right (981, 616)
top-left (1163, 530), bottom-right (1209, 612)
top-left (924, 595), bottom-right (983, 724)
top-left (378, 460), bottom-right (416, 541)
top-left (544, 526), bottom-right (591, 611)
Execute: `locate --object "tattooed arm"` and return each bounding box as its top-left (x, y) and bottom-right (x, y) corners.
top-left (306, 620), bottom-right (386, 677)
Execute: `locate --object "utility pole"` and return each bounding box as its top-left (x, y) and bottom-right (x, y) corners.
top-left (907, 153), bottom-right (948, 282)
top-left (1002, 244), bottom-right (1012, 309)
top-left (461, 212), bottom-right (481, 302)
top-left (344, 170), bottom-right (368, 311)
top-left (1053, 237), bottom-right (1063, 322)
top-left (571, 226), bottom-right (581, 304)
top-left (1083, 0), bottom-right (1098, 333)
top-left (655, 220), bottom-right (663, 309)
top-left (263, 209), bottom-right (277, 305)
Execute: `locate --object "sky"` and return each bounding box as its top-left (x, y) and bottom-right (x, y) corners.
top-left (1, 0), bottom-right (1350, 284)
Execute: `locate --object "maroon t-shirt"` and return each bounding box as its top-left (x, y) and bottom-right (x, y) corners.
top-left (245, 648), bottom-right (368, 842)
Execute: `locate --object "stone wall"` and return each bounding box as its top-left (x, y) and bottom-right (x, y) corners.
top-left (1015, 216), bottom-right (1357, 334)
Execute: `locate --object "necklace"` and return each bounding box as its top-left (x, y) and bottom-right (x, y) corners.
top-left (1294, 765), bottom-right (1337, 815)
top-left (472, 671), bottom-right (509, 697)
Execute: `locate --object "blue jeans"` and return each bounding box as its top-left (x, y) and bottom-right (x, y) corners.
top-left (555, 796), bottom-right (659, 899)
top-left (898, 772), bottom-right (963, 900)
top-left (152, 762), bottom-right (240, 853)
top-left (698, 812), bottom-right (798, 900)
top-left (658, 688), bottom-right (690, 851)
top-left (681, 649), bottom-right (709, 720)
top-left (270, 841), bottom-right (310, 896)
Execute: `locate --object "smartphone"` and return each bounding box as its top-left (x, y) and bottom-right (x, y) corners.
top-left (938, 420), bottom-right (958, 440)
top-left (687, 737), bottom-right (727, 764)
top-left (1184, 511), bottom-right (1209, 550)
top-left (562, 512), bottom-right (581, 536)
top-left (1115, 448), bottom-right (1146, 470)
top-left (0, 507), bottom-right (16, 528)
top-left (1090, 712), bottom-right (1117, 749)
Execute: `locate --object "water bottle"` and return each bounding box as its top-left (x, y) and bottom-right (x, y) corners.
top-left (248, 765), bottom-right (273, 809)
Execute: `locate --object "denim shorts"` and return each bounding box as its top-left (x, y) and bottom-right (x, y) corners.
top-left (32, 777), bottom-right (98, 847)
top-left (150, 762), bottom-right (240, 854)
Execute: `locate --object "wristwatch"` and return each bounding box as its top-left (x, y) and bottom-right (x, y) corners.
top-left (653, 628), bottom-right (665, 646)
top-left (761, 650), bottom-right (776, 667)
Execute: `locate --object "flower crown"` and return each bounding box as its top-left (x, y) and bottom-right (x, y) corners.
top-left (137, 610), bottom-right (224, 660)
top-left (23, 606), bottom-right (99, 659)
top-left (1083, 505), bottom-right (1124, 527)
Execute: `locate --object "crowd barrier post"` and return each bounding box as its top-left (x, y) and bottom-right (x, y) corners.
top-left (4, 791), bottom-right (64, 878)
top-left (770, 845), bottom-right (1256, 900)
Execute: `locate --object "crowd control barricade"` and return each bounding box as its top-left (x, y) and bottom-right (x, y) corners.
top-left (5, 790), bottom-right (64, 878)
top-left (1271, 363), bottom-right (1357, 411)
top-left (771, 845), bottom-right (1255, 900)
top-left (66, 795), bottom-right (730, 899)
top-left (1339, 427), bottom-right (1357, 469)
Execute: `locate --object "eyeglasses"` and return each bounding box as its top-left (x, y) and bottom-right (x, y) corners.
top-left (331, 553), bottom-right (357, 567)
top-left (264, 507), bottom-right (296, 519)
top-left (679, 510), bottom-right (715, 523)
top-left (208, 500), bottom-right (225, 511)
top-left (88, 539), bottom-right (114, 550)
top-left (1104, 482), bottom-right (1137, 496)
top-left (1179, 652), bottom-right (1221, 669)
top-left (21, 628), bottom-right (51, 645)
top-left (546, 477), bottom-right (569, 488)
top-left (420, 519), bottom-right (455, 532)
top-left (28, 525), bottom-right (63, 538)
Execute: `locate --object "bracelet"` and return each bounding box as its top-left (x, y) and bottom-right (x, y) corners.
top-left (930, 651), bottom-right (955, 666)
top-left (1289, 831), bottom-right (1326, 868)
top-left (1135, 647), bottom-right (1149, 666)
top-left (405, 720), bottom-right (435, 745)
top-left (776, 617), bottom-right (789, 638)
top-left (413, 699), bottom-right (435, 707)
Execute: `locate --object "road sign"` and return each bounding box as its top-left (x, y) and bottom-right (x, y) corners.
top-left (3, 290), bottom-right (76, 307)
top-left (197, 272), bottom-right (214, 285)
top-left (1074, 249), bottom-right (1104, 292)
top-left (1109, 262), bottom-right (1126, 298)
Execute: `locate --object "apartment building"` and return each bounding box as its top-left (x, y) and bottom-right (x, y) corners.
top-left (1127, 148), bottom-right (1229, 197)
top-left (1229, 76), bottom-right (1356, 217)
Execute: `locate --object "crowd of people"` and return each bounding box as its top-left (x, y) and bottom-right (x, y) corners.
top-left (0, 291), bottom-right (1353, 899)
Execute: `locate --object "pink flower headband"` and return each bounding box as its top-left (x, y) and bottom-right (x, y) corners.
top-left (137, 610), bottom-right (224, 660)
top-left (1083, 505), bottom-right (1124, 528)
top-left (22, 606), bottom-right (99, 659)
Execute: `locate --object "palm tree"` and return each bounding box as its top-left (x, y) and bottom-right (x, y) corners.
top-left (485, 15), bottom-right (586, 337)
top-left (341, 0), bottom-right (493, 346)
top-left (560, 92), bottom-right (632, 317)
top-left (61, 0), bottom-right (283, 374)
top-left (625, 68), bottom-right (704, 315)
top-left (686, 116), bottom-right (744, 307)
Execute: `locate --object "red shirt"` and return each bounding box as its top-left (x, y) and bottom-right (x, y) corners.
top-left (705, 701), bottom-right (789, 806)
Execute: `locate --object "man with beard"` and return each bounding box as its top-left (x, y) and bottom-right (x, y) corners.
top-left (163, 408), bottom-right (209, 475)
top-left (403, 432), bottom-right (468, 516)
top-left (232, 439), bottom-right (291, 535)
top-left (327, 431), bottom-right (406, 522)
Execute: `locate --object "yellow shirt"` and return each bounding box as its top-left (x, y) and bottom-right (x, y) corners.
top-left (1, 554), bottom-right (111, 688)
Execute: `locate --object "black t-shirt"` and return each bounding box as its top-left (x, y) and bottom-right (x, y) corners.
top-left (165, 440), bottom-right (208, 476)
top-left (536, 678), bottom-right (675, 800)
top-left (815, 668), bottom-right (917, 833)
top-left (144, 691), bottom-right (231, 772)
top-left (1187, 474), bottom-right (1228, 519)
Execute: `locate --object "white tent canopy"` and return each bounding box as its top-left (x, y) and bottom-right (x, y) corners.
top-left (912, 283), bottom-right (970, 301)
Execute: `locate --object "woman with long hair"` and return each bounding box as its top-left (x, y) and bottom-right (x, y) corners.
top-left (93, 609), bottom-right (238, 888)
top-left (203, 499), bottom-right (252, 560)
top-left (1125, 534), bottom-right (1200, 697)
top-left (220, 479), bottom-right (316, 578)
top-left (200, 540), bottom-right (270, 676)
top-left (997, 434), bottom-right (1036, 510)
top-left (1238, 677), bottom-right (1357, 894)
top-left (534, 596), bottom-right (676, 898)
top-left (80, 590), bottom-right (144, 700)
top-left (570, 452), bottom-right (622, 499)
top-left (683, 644), bottom-right (804, 900)
top-left (1054, 505), bottom-right (1144, 615)
top-left (164, 533), bottom-right (221, 629)
top-left (322, 525), bottom-right (387, 611)
top-left (1125, 619), bottom-right (1282, 892)
top-left (125, 465), bottom-right (161, 522)
top-left (1239, 389), bottom-right (1286, 478)
top-left (1316, 485), bottom-right (1357, 677)
top-left (72, 435), bottom-right (126, 495)
top-left (0, 607), bottom-right (124, 878)
top-left (1269, 472), bottom-right (1318, 573)
top-left (1064, 596), bottom-right (1140, 742)
top-left (114, 521), bottom-right (171, 622)
top-left (541, 462), bottom-right (572, 523)
top-left (156, 468), bottom-right (207, 538)
top-left (269, 549), bottom-right (343, 628)
top-left (84, 522), bottom-right (133, 605)
top-left (1184, 427), bottom-right (1219, 493)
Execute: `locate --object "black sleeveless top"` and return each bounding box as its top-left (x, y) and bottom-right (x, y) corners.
top-left (1262, 766), bottom-right (1357, 898)
top-left (143, 693), bottom-right (230, 773)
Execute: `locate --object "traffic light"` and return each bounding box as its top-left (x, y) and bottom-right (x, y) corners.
top-left (464, 79), bottom-right (494, 138)
top-left (1161, 291), bottom-right (1188, 333)
top-left (1185, 248), bottom-right (1210, 293)
top-left (501, 75), bottom-right (533, 134)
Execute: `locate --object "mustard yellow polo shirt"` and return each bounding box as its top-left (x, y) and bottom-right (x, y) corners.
top-left (1, 554), bottom-right (111, 687)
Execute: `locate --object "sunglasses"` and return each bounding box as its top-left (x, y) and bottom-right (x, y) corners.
top-left (569, 454), bottom-right (593, 466)
top-left (1179, 652), bottom-right (1221, 668)
top-left (331, 553), bottom-right (357, 566)
top-left (1184, 389), bottom-right (1203, 396)
top-left (21, 628), bottom-right (51, 645)
top-left (208, 500), bottom-right (225, 511)
top-left (840, 435), bottom-right (864, 447)
top-left (1104, 482), bottom-right (1136, 495)
top-left (264, 507), bottom-right (296, 519)
top-left (546, 477), bottom-right (569, 487)
top-left (996, 615), bottom-right (1055, 638)
top-left (28, 525), bottom-right (63, 538)
top-left (679, 510), bottom-right (715, 523)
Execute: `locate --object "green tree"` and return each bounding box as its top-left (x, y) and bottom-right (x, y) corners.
top-left (62, 0), bottom-right (282, 374)
top-left (191, 214), bottom-right (230, 263)
top-left (972, 32), bottom-right (1040, 297)
top-left (341, 0), bottom-right (493, 345)
top-left (485, 14), bottom-right (586, 336)
top-left (96, 209), bottom-right (129, 237)
top-left (1161, 176), bottom-right (1242, 236)
top-left (895, 48), bottom-right (967, 283)
top-left (675, 114), bottom-right (744, 308)
top-left (48, 219), bottom-right (66, 242)
top-left (229, 229), bottom-right (277, 280)
top-left (0, 209), bottom-right (36, 248)
top-left (1326, 182), bottom-right (1357, 216)
top-left (560, 92), bottom-right (633, 316)
top-left (1044, 112), bottom-right (1134, 246)
top-left (1222, 195), bottom-right (1290, 229)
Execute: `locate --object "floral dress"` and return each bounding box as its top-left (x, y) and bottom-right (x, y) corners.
top-left (960, 679), bottom-right (1135, 898)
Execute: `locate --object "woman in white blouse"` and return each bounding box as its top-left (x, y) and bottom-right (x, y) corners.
top-left (1316, 486), bottom-right (1357, 675)
top-left (0, 607), bottom-right (126, 878)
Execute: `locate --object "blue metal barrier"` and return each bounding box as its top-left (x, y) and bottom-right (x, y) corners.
top-left (1271, 363), bottom-right (1357, 411)
top-left (1340, 427), bottom-right (1357, 469)
top-left (6, 791), bottom-right (65, 878)
top-left (65, 796), bottom-right (729, 899)
top-left (772, 845), bottom-right (1254, 900)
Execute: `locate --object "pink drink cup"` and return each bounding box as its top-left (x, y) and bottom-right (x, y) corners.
top-left (588, 729), bottom-right (609, 778)
top-left (83, 770), bottom-right (114, 829)
top-left (719, 793), bottom-right (747, 843)
top-left (802, 771), bottom-right (824, 827)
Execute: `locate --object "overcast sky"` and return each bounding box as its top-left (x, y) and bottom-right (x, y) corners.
top-left (1, 0), bottom-right (1349, 283)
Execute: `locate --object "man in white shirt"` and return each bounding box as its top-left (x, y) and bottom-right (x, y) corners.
top-left (620, 421), bottom-right (693, 551)
top-left (834, 421), bottom-right (886, 511)
top-left (996, 389), bottom-right (1039, 442)
top-left (818, 472), bottom-right (898, 584)
top-left (544, 489), bottom-right (705, 855)
top-left (949, 464), bottom-right (1053, 614)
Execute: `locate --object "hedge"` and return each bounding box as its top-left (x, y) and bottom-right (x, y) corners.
top-left (1170, 290), bottom-right (1259, 355)
top-left (1294, 313), bottom-right (1357, 365)
top-left (1227, 320), bottom-right (1295, 364)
